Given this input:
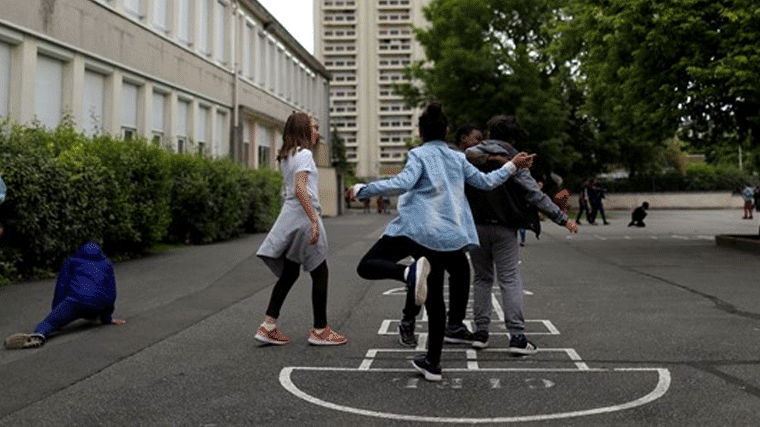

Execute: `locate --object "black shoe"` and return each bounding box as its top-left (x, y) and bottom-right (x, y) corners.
top-left (472, 330), bottom-right (489, 349)
top-left (508, 334), bottom-right (538, 355)
top-left (411, 355), bottom-right (442, 382)
top-left (444, 324), bottom-right (474, 344)
top-left (398, 321), bottom-right (417, 347)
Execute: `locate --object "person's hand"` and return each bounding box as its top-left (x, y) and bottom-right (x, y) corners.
top-left (309, 222), bottom-right (319, 245)
top-left (565, 219), bottom-right (578, 234)
top-left (511, 152), bottom-right (535, 169)
top-left (553, 189), bottom-right (571, 213)
top-left (349, 183), bottom-right (367, 201)
top-left (112, 319), bottom-right (126, 325)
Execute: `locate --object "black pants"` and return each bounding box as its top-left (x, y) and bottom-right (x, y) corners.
top-left (265, 259), bottom-right (328, 329)
top-left (357, 235), bottom-right (469, 366)
top-left (576, 202), bottom-right (590, 223)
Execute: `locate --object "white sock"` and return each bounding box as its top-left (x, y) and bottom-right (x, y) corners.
top-left (262, 322), bottom-right (276, 331)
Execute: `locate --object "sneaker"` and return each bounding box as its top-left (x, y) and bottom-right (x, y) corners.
top-left (398, 320), bottom-right (417, 347)
top-left (4, 333), bottom-right (45, 350)
top-left (472, 330), bottom-right (489, 349)
top-left (406, 257), bottom-right (430, 306)
top-left (308, 325), bottom-right (348, 346)
top-left (411, 355), bottom-right (442, 382)
top-left (508, 334), bottom-right (538, 355)
top-left (254, 325), bottom-right (290, 345)
top-left (444, 324), bottom-right (474, 344)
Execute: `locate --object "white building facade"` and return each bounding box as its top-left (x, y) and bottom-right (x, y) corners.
top-left (314, 0), bottom-right (430, 178)
top-left (0, 0), bottom-right (340, 214)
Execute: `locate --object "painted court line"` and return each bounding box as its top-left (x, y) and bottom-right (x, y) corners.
top-left (280, 367), bottom-right (671, 423)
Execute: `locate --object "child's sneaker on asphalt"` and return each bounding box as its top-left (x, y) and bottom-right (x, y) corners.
top-left (508, 333), bottom-right (538, 355)
top-left (308, 325), bottom-right (347, 346)
top-left (443, 324), bottom-right (474, 344)
top-left (411, 355), bottom-right (442, 382)
top-left (472, 330), bottom-right (489, 349)
top-left (406, 257), bottom-right (430, 306)
top-left (254, 325), bottom-right (290, 345)
top-left (4, 333), bottom-right (45, 350)
top-left (398, 320), bottom-right (417, 347)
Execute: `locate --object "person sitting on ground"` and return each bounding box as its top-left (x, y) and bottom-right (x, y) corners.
top-left (4, 239), bottom-right (126, 350)
top-left (628, 202), bottom-right (649, 227)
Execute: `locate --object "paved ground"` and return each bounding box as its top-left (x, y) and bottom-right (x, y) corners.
top-left (1, 208), bottom-right (760, 426)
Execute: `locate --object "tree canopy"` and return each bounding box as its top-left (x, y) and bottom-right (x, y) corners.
top-left (399, 0), bottom-right (760, 181)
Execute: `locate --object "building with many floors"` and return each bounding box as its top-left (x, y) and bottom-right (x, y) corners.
top-left (314, 0), bottom-right (430, 178)
top-left (0, 0), bottom-right (340, 215)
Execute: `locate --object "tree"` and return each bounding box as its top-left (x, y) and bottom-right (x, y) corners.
top-left (396, 0), bottom-right (592, 185)
top-left (554, 0), bottom-right (760, 175)
top-left (330, 127), bottom-right (354, 179)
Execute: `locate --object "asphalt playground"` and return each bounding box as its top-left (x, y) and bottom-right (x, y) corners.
top-left (1, 208), bottom-right (760, 426)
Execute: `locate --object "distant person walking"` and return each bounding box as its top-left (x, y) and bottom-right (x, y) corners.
top-left (628, 202), bottom-right (649, 227)
top-left (576, 180), bottom-right (591, 224)
top-left (742, 186), bottom-right (754, 219)
top-left (4, 240), bottom-right (126, 350)
top-left (255, 112), bottom-right (347, 347)
top-left (352, 102), bottom-right (534, 381)
top-left (588, 179), bottom-right (609, 225)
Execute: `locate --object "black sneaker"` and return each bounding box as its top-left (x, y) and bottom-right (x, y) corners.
top-left (444, 324), bottom-right (474, 344)
top-left (472, 330), bottom-right (489, 349)
top-left (406, 257), bottom-right (430, 306)
top-left (508, 334), bottom-right (538, 355)
top-left (398, 320), bottom-right (417, 347)
top-left (411, 355), bottom-right (442, 382)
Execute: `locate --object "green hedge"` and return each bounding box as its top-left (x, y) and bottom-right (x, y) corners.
top-left (599, 164), bottom-right (755, 193)
top-left (0, 121), bottom-right (282, 285)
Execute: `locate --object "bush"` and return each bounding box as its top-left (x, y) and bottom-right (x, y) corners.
top-left (166, 154), bottom-right (282, 243)
top-left (0, 121), bottom-right (283, 285)
top-left (599, 164), bottom-right (754, 193)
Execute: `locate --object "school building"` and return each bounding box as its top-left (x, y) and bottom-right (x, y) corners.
top-left (0, 0), bottom-right (341, 216)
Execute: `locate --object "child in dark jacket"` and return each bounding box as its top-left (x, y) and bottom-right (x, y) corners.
top-left (4, 241), bottom-right (125, 350)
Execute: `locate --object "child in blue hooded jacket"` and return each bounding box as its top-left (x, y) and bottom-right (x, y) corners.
top-left (4, 241), bottom-right (126, 350)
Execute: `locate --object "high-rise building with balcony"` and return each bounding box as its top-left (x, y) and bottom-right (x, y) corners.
top-left (315, 0), bottom-right (429, 178)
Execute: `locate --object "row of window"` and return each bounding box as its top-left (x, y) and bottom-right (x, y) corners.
top-left (0, 39), bottom-right (235, 157)
top-left (96, 0), bottom-right (319, 115)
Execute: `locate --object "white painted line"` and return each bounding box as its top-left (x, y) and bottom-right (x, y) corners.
top-left (359, 349), bottom-right (377, 371)
top-left (565, 348), bottom-right (590, 371)
top-left (624, 236), bottom-right (631, 240)
top-left (536, 320), bottom-right (561, 335)
top-left (280, 367), bottom-right (671, 423)
top-left (466, 349), bottom-right (478, 370)
top-left (593, 235), bottom-right (607, 240)
top-left (523, 290), bottom-right (534, 296)
top-left (649, 236), bottom-right (659, 239)
top-left (492, 293), bottom-right (504, 322)
top-left (672, 235), bottom-right (689, 240)
top-left (696, 235), bottom-right (714, 240)
top-left (382, 287), bottom-right (407, 296)
top-left (378, 319), bottom-right (393, 335)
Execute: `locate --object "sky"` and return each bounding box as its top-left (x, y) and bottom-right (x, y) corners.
top-left (256, 0), bottom-right (315, 54)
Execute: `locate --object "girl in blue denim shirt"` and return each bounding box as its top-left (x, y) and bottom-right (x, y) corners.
top-left (351, 102), bottom-right (534, 381)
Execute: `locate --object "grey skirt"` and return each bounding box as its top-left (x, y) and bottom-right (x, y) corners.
top-left (256, 201), bottom-right (328, 277)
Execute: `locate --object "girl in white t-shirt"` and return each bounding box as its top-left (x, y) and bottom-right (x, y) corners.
top-left (255, 112), bottom-right (347, 346)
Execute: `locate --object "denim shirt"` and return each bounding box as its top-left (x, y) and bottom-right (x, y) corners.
top-left (356, 140), bottom-right (517, 251)
top-left (0, 173), bottom-right (6, 204)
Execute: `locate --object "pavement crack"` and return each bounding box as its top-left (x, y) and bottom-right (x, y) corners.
top-left (563, 239), bottom-right (760, 322)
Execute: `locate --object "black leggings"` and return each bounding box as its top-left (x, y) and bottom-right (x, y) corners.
top-left (357, 235), bottom-right (468, 366)
top-left (265, 259), bottom-right (328, 329)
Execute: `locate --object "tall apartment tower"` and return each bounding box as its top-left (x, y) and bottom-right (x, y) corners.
top-left (315, 0), bottom-right (430, 178)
